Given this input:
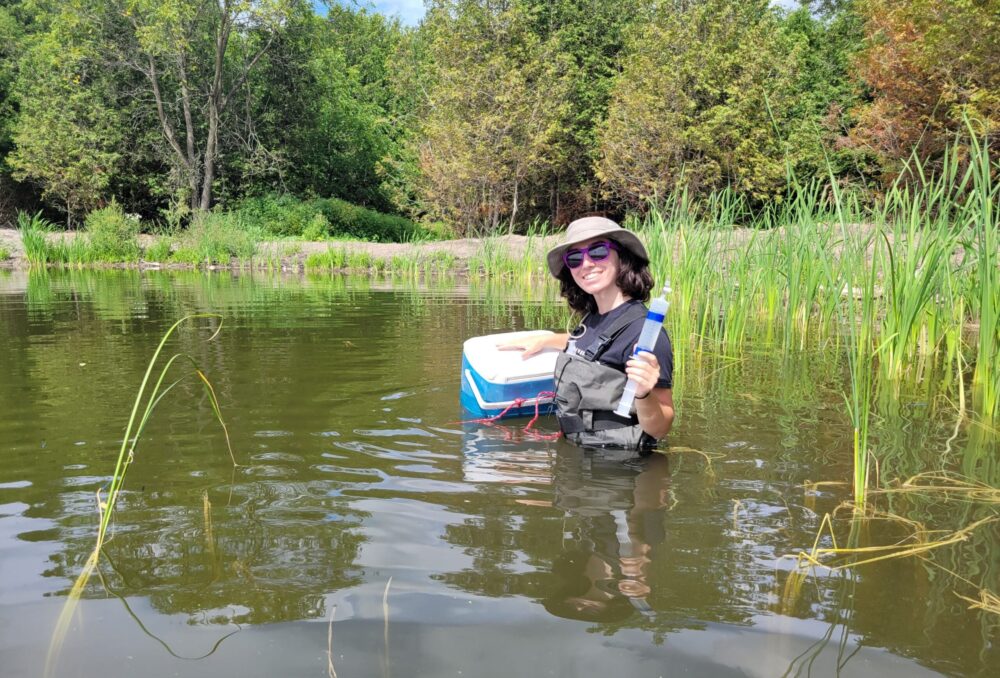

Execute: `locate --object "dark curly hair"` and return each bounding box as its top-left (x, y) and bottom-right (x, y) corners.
top-left (556, 243), bottom-right (654, 315)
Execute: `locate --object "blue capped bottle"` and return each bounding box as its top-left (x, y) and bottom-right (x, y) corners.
top-left (614, 281), bottom-right (671, 417)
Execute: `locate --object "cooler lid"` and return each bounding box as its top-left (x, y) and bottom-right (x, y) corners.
top-left (463, 331), bottom-right (559, 384)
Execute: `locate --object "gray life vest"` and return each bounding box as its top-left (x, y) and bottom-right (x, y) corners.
top-left (554, 304), bottom-right (657, 452)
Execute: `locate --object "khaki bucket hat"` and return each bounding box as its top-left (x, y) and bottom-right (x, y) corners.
top-left (546, 217), bottom-right (649, 277)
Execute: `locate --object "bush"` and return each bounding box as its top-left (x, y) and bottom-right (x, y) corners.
top-left (302, 212), bottom-right (330, 241)
top-left (234, 194), bottom-right (421, 242)
top-left (314, 197), bottom-right (419, 242)
top-left (174, 212), bottom-right (258, 264)
top-left (234, 194), bottom-right (316, 237)
top-left (0, 245), bottom-right (10, 261)
top-left (85, 201), bottom-right (141, 262)
top-left (143, 237), bottom-right (172, 262)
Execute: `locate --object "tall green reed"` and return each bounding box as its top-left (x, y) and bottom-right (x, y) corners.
top-left (966, 133), bottom-right (998, 424)
top-left (17, 210), bottom-right (54, 266)
top-left (45, 315), bottom-right (236, 678)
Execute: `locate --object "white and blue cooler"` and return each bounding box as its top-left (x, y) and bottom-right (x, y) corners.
top-left (460, 331), bottom-right (559, 419)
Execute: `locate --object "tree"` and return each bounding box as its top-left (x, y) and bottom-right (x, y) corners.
top-left (520, 0), bottom-right (655, 220)
top-left (596, 0), bottom-right (804, 207)
top-left (270, 6), bottom-right (407, 211)
top-left (0, 0), bottom-right (46, 223)
top-left (9, 7), bottom-right (122, 222)
top-left (412, 0), bottom-right (573, 234)
top-left (848, 0), bottom-right (1000, 179)
top-left (776, 1), bottom-right (874, 186)
top-left (0, 3), bottom-right (22, 221)
top-left (111, 0), bottom-right (302, 211)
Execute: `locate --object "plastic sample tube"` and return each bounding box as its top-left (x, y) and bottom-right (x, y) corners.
top-left (614, 282), bottom-right (671, 417)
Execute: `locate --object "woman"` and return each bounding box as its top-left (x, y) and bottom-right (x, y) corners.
top-left (502, 217), bottom-right (674, 452)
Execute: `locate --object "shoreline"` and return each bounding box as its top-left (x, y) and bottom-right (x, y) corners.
top-left (0, 227), bottom-right (555, 273)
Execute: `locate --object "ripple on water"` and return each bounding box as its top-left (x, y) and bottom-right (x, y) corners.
top-left (331, 440), bottom-right (441, 463)
top-left (251, 451), bottom-right (306, 464)
top-left (254, 429), bottom-right (293, 438)
top-left (242, 464), bottom-right (297, 478)
top-left (0, 481), bottom-right (32, 490)
top-left (396, 464), bottom-right (444, 475)
top-left (354, 426), bottom-right (438, 438)
top-left (62, 475), bottom-right (110, 488)
top-left (0, 502), bottom-right (30, 518)
top-left (380, 391), bottom-right (414, 401)
top-left (312, 465), bottom-right (386, 484)
top-left (370, 476), bottom-right (472, 495)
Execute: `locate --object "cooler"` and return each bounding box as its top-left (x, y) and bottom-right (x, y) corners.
top-left (460, 331), bottom-right (558, 419)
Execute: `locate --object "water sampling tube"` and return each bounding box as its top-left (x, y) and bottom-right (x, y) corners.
top-left (614, 281), bottom-right (671, 417)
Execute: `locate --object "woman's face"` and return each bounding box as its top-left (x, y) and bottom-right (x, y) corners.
top-left (568, 237), bottom-right (621, 296)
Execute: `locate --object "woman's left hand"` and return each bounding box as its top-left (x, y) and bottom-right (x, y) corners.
top-left (625, 350), bottom-right (660, 399)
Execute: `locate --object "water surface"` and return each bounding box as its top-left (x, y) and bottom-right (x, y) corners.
top-left (0, 269), bottom-right (996, 677)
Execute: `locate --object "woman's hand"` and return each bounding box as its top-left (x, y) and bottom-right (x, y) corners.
top-left (625, 350), bottom-right (660, 399)
top-left (496, 333), bottom-right (567, 359)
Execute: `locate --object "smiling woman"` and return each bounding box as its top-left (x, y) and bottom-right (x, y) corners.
top-left (500, 217), bottom-right (675, 452)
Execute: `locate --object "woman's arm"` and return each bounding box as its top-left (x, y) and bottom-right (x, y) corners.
top-left (496, 332), bottom-right (569, 358)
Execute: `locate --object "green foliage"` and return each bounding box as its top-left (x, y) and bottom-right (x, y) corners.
top-left (598, 0), bottom-right (808, 206)
top-left (171, 212), bottom-right (258, 265)
top-left (84, 200), bottom-right (141, 262)
top-left (9, 7), bottom-right (122, 222)
top-left (414, 0), bottom-right (574, 234)
top-left (305, 247), bottom-right (346, 270)
top-left (17, 210), bottom-right (55, 266)
top-left (0, 4), bottom-right (22, 171)
top-left (780, 3), bottom-right (867, 180)
top-left (0, 245), bottom-right (9, 261)
top-left (301, 212), bottom-right (330, 241)
top-left (0, 0), bottom-right (992, 232)
top-left (519, 0), bottom-right (654, 217)
top-left (234, 194), bottom-right (419, 242)
top-left (274, 6), bottom-right (406, 212)
top-left (143, 236), bottom-right (173, 262)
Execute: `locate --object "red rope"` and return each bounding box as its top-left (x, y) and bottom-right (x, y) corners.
top-left (455, 390), bottom-right (561, 441)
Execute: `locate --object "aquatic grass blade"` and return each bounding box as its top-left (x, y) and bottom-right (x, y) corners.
top-left (45, 314), bottom-right (235, 678)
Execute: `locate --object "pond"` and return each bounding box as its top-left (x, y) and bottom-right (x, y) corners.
top-left (0, 269), bottom-right (996, 677)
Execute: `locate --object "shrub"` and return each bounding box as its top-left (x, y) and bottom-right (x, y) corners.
top-left (314, 197), bottom-right (419, 242)
top-left (85, 201), bottom-right (141, 262)
top-left (302, 212), bottom-right (330, 241)
top-left (143, 237), bottom-right (173, 262)
top-left (232, 194), bottom-right (315, 237)
top-left (234, 194), bottom-right (421, 242)
top-left (0, 245), bottom-right (10, 261)
top-left (174, 212), bottom-right (258, 264)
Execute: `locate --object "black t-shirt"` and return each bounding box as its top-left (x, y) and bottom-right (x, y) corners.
top-left (565, 300), bottom-right (674, 389)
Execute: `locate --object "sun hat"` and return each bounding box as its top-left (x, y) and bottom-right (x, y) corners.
top-left (546, 217), bottom-right (649, 278)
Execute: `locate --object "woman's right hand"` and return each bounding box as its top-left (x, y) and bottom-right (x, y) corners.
top-left (496, 333), bottom-right (567, 359)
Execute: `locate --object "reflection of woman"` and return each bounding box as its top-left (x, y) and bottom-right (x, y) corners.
top-left (543, 449), bottom-right (671, 622)
top-left (501, 217), bottom-right (674, 452)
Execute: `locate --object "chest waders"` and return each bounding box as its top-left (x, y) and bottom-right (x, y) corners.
top-left (554, 304), bottom-right (658, 452)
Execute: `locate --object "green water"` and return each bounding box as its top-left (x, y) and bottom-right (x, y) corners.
top-left (0, 269), bottom-right (996, 677)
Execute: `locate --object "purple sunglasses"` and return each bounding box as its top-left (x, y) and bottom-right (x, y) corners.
top-left (563, 240), bottom-right (619, 269)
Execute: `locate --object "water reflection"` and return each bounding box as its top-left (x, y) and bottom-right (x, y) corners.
top-left (542, 448), bottom-right (670, 623)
